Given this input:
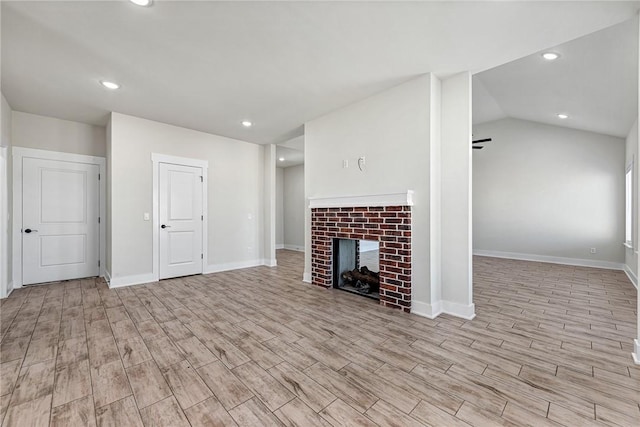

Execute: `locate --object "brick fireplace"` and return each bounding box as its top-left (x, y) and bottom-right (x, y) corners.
top-left (309, 192), bottom-right (413, 312)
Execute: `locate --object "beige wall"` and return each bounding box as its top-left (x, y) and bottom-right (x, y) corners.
top-left (109, 113), bottom-right (265, 280)
top-left (283, 164), bottom-right (304, 249)
top-left (473, 118), bottom-right (626, 266)
top-left (12, 111), bottom-right (106, 157)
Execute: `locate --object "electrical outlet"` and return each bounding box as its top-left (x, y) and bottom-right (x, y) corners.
top-left (590, 248), bottom-right (597, 254)
top-left (143, 212), bottom-right (150, 221)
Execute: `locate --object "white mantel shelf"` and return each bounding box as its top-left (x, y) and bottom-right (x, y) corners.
top-left (309, 191), bottom-right (414, 209)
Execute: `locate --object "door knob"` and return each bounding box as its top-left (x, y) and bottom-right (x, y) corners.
top-left (161, 224), bottom-right (171, 229)
top-left (24, 228), bottom-right (38, 233)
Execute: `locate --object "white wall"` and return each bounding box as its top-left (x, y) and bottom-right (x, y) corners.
top-left (109, 113), bottom-right (265, 282)
top-left (625, 120), bottom-right (638, 284)
top-left (473, 118), bottom-right (625, 267)
top-left (12, 111), bottom-right (106, 157)
top-left (263, 144), bottom-right (276, 266)
top-left (283, 164), bottom-right (305, 250)
top-left (0, 94), bottom-right (12, 297)
top-left (305, 75), bottom-right (433, 308)
top-left (276, 167), bottom-right (284, 247)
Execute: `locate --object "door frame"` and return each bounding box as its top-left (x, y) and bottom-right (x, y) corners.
top-left (12, 147), bottom-right (106, 289)
top-left (151, 153), bottom-right (208, 282)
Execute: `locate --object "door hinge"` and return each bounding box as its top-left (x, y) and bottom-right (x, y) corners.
top-left (98, 260), bottom-right (101, 267)
top-left (98, 217), bottom-right (101, 224)
top-left (200, 175), bottom-right (203, 183)
top-left (201, 215), bottom-right (203, 221)
top-left (201, 254), bottom-right (203, 259)
top-left (98, 174), bottom-right (101, 180)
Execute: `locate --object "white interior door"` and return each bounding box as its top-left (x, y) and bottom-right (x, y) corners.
top-left (22, 158), bottom-right (99, 285)
top-left (159, 163), bottom-right (203, 279)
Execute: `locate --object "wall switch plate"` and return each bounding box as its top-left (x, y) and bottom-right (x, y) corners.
top-left (590, 248), bottom-right (597, 254)
top-left (143, 213), bottom-right (150, 221)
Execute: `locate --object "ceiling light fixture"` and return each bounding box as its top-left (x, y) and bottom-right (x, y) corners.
top-left (542, 52), bottom-right (560, 61)
top-left (557, 113), bottom-right (569, 119)
top-left (130, 0), bottom-right (152, 6)
top-left (279, 157), bottom-right (285, 162)
top-left (100, 80), bottom-right (120, 90)
top-left (241, 120), bottom-right (253, 127)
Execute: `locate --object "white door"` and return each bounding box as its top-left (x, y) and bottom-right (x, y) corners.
top-left (159, 163), bottom-right (203, 279)
top-left (22, 158), bottom-right (100, 285)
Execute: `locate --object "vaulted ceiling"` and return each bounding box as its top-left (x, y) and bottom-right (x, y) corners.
top-left (474, 16), bottom-right (638, 138)
top-left (2, 1), bottom-right (639, 145)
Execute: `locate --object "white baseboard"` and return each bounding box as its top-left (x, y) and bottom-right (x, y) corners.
top-left (109, 272), bottom-right (156, 289)
top-left (633, 339), bottom-right (640, 365)
top-left (442, 301), bottom-right (476, 320)
top-left (103, 269), bottom-right (112, 285)
top-left (275, 244), bottom-right (284, 249)
top-left (302, 272), bottom-right (311, 283)
top-left (623, 264), bottom-right (638, 289)
top-left (0, 282), bottom-right (13, 299)
top-left (412, 299), bottom-right (475, 320)
top-left (263, 258), bottom-right (277, 267)
top-left (473, 249), bottom-right (624, 271)
top-left (284, 244), bottom-right (304, 252)
top-left (205, 259), bottom-right (265, 274)
top-left (411, 300), bottom-right (442, 319)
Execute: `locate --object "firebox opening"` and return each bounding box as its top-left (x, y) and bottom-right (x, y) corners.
top-left (333, 238), bottom-right (380, 300)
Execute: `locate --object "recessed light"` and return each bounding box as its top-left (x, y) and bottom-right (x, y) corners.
top-left (278, 157), bottom-right (285, 162)
top-left (542, 52), bottom-right (560, 61)
top-left (241, 121), bottom-right (253, 127)
top-left (100, 81), bottom-right (120, 90)
top-left (557, 113), bottom-right (569, 119)
top-left (130, 0), bottom-right (152, 6)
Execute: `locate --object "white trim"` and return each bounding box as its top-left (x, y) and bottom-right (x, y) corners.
top-left (0, 147), bottom-right (8, 299)
top-left (623, 242), bottom-right (634, 249)
top-left (633, 339), bottom-right (640, 365)
top-left (473, 249), bottom-right (624, 271)
top-left (623, 264), bottom-right (638, 288)
top-left (12, 147), bottom-right (106, 289)
top-left (263, 258), bottom-right (277, 267)
top-left (442, 301), bottom-right (476, 320)
top-left (308, 191), bottom-right (414, 209)
top-left (104, 269), bottom-right (112, 286)
top-left (411, 300), bottom-right (442, 319)
top-left (152, 153), bottom-right (208, 282)
top-left (284, 244), bottom-right (304, 252)
top-left (302, 272), bottom-right (311, 283)
top-left (204, 259), bottom-right (264, 274)
top-left (275, 244), bottom-right (284, 250)
top-left (109, 272), bottom-right (156, 289)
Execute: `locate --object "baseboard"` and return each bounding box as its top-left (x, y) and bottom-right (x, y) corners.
top-left (411, 300), bottom-right (442, 319)
top-left (473, 249), bottom-right (624, 271)
top-left (284, 244), bottom-right (304, 252)
top-left (275, 244), bottom-right (284, 250)
top-left (205, 259), bottom-right (264, 274)
top-left (109, 272), bottom-right (156, 289)
top-left (103, 269), bottom-right (112, 286)
top-left (302, 272), bottom-right (311, 283)
top-left (442, 301), bottom-right (476, 320)
top-left (623, 264), bottom-right (638, 289)
top-left (263, 258), bottom-right (277, 267)
top-left (0, 282), bottom-right (13, 299)
top-left (633, 339), bottom-right (640, 365)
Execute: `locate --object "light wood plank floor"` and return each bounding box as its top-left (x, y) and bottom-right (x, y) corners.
top-left (0, 250), bottom-right (638, 426)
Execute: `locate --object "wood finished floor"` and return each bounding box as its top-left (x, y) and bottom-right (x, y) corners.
top-left (0, 250), bottom-right (638, 426)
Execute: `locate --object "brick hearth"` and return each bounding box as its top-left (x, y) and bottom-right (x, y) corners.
top-left (311, 206), bottom-right (412, 312)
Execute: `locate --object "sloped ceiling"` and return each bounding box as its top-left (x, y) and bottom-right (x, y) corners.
top-left (2, 1), bottom-right (639, 144)
top-left (474, 17), bottom-right (638, 138)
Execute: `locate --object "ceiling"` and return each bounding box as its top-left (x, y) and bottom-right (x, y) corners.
top-left (276, 135), bottom-right (304, 168)
top-left (474, 16), bottom-right (639, 138)
top-left (2, 1), bottom-right (639, 145)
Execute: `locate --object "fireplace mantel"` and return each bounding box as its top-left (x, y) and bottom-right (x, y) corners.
top-left (308, 191), bottom-right (414, 209)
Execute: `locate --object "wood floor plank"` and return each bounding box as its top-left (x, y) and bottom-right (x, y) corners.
top-left (274, 398), bottom-right (332, 427)
top-left (183, 396), bottom-right (238, 427)
top-left (196, 360), bottom-right (253, 410)
top-left (319, 399), bottom-right (378, 427)
top-left (52, 359), bottom-right (92, 408)
top-left (50, 395), bottom-right (96, 427)
top-left (268, 361), bottom-right (337, 413)
top-left (125, 359), bottom-right (172, 409)
top-left (90, 360), bottom-right (132, 409)
top-left (228, 397), bottom-right (286, 427)
top-left (232, 361), bottom-right (295, 412)
top-left (95, 395), bottom-right (143, 427)
top-left (162, 360), bottom-right (212, 410)
top-left (139, 395), bottom-right (190, 427)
